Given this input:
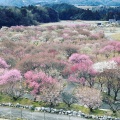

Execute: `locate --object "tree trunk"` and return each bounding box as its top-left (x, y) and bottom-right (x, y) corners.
top-left (107, 88), bottom-right (111, 96)
top-left (114, 92), bottom-right (118, 101)
top-left (108, 89), bottom-right (110, 96)
top-left (112, 110), bottom-right (117, 114)
top-left (68, 104), bottom-right (71, 108)
top-left (100, 84), bottom-right (103, 92)
top-left (13, 96), bottom-right (18, 101)
top-left (89, 107), bottom-right (93, 113)
top-left (50, 102), bottom-right (54, 112)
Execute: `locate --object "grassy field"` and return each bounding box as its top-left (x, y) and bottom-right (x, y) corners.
top-left (42, 20), bottom-right (120, 41)
top-left (110, 33), bottom-right (120, 40)
top-left (0, 94), bottom-right (120, 117)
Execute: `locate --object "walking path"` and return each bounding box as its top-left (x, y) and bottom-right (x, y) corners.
top-left (0, 106), bottom-right (88, 120)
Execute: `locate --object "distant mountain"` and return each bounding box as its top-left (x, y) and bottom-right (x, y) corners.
top-left (34, 0), bottom-right (120, 6)
top-left (0, 0), bottom-right (120, 7)
top-left (0, 0), bottom-right (34, 7)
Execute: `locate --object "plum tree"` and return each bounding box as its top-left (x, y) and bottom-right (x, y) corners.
top-left (0, 69), bottom-right (23, 100)
top-left (24, 70), bottom-right (63, 107)
top-left (68, 53), bottom-right (96, 87)
top-left (75, 86), bottom-right (102, 112)
top-left (0, 57), bottom-right (9, 68)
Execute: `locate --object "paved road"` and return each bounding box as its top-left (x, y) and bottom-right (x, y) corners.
top-left (0, 107), bottom-right (88, 120)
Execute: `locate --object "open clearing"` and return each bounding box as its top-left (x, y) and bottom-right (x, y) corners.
top-left (41, 20), bottom-right (120, 41)
top-left (110, 33), bottom-right (120, 40)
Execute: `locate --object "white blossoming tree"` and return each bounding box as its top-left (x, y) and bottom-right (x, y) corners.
top-left (93, 60), bottom-right (117, 73)
top-left (75, 87), bottom-right (102, 112)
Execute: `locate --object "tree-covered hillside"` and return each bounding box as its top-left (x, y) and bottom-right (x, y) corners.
top-left (46, 3), bottom-right (120, 20)
top-left (0, 4), bottom-right (120, 27)
top-left (0, 5), bottom-right (59, 27)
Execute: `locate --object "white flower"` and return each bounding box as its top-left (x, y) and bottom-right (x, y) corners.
top-left (93, 60), bottom-right (117, 72)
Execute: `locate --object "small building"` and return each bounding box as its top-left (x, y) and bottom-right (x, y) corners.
top-left (116, 20), bottom-right (120, 24)
top-left (97, 23), bottom-right (102, 26)
top-left (109, 19), bottom-right (116, 23)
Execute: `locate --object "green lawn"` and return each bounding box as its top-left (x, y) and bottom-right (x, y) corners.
top-left (0, 94), bottom-right (119, 117)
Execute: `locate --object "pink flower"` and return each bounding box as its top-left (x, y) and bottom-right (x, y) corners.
top-left (0, 58), bottom-right (9, 68)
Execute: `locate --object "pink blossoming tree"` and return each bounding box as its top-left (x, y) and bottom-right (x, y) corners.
top-left (0, 57), bottom-right (9, 69)
top-left (0, 69), bottom-right (23, 100)
top-left (68, 53), bottom-right (97, 87)
top-left (24, 70), bottom-right (63, 107)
